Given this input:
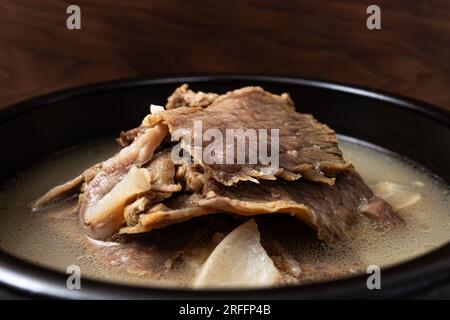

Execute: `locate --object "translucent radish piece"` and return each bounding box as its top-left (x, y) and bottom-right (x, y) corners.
top-left (194, 219), bottom-right (280, 288)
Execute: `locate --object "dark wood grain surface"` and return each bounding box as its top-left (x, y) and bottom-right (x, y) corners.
top-left (1, 0), bottom-right (449, 110)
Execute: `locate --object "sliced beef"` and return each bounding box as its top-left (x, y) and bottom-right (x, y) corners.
top-left (117, 83), bottom-right (217, 148)
top-left (34, 85), bottom-right (402, 245)
top-left (166, 84), bottom-right (218, 110)
top-left (200, 171), bottom-right (402, 243)
top-left (120, 170), bottom-right (401, 244)
top-left (150, 86), bottom-right (352, 186)
top-left (176, 163), bottom-right (208, 193)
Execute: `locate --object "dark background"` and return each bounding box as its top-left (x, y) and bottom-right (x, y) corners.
top-left (0, 0), bottom-right (449, 110)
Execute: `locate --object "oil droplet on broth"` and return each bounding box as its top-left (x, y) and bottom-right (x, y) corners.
top-left (418, 223), bottom-right (432, 233)
top-left (421, 243), bottom-right (436, 252)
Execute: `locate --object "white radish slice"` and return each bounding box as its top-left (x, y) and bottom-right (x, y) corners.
top-left (194, 219), bottom-right (280, 288)
top-left (372, 181), bottom-right (421, 210)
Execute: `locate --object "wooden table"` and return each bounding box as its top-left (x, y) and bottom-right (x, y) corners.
top-left (1, 0), bottom-right (449, 110)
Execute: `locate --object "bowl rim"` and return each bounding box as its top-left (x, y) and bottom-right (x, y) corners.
top-left (0, 74), bottom-right (449, 299)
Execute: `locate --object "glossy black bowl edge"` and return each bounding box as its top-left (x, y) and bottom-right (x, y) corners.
top-left (2, 74), bottom-right (449, 127)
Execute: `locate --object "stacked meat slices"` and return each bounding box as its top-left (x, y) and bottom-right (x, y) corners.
top-left (33, 84), bottom-right (402, 243)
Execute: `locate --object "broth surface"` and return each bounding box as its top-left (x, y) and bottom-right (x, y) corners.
top-left (0, 136), bottom-right (449, 288)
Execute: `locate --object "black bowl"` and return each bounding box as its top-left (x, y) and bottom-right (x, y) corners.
top-left (0, 75), bottom-right (449, 299)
